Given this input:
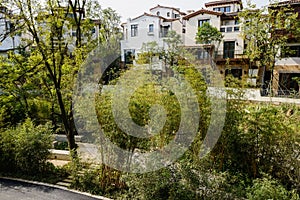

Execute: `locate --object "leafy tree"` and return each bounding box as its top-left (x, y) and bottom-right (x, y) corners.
top-left (0, 0), bottom-right (121, 151)
top-left (239, 3), bottom-right (300, 95)
top-left (195, 22), bottom-right (223, 60)
top-left (138, 41), bottom-right (160, 65)
top-left (196, 22), bottom-right (223, 45)
top-left (163, 30), bottom-right (185, 67)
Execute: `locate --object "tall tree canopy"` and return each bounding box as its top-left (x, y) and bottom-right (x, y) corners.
top-left (195, 22), bottom-right (223, 45)
top-left (0, 0), bottom-right (121, 150)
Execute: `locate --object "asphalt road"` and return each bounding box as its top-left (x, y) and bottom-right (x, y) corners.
top-left (0, 178), bottom-right (102, 200)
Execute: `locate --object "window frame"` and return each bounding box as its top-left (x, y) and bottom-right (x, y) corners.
top-left (149, 24), bottom-right (154, 33)
top-left (198, 19), bottom-right (210, 27)
top-left (131, 24), bottom-right (138, 37)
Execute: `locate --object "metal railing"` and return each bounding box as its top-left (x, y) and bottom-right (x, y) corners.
top-left (215, 50), bottom-right (245, 60)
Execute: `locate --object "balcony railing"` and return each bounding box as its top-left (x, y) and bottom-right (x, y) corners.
top-left (215, 50), bottom-right (245, 60)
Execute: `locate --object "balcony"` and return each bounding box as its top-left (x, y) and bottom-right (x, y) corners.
top-left (215, 50), bottom-right (246, 62)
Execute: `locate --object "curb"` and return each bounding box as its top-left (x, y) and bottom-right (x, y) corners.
top-left (0, 176), bottom-right (113, 200)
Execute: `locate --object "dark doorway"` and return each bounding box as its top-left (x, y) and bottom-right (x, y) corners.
top-left (278, 73), bottom-right (300, 95)
top-left (223, 41), bottom-right (235, 59)
top-left (225, 68), bottom-right (242, 79)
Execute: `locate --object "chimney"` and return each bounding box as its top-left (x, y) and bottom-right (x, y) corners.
top-left (186, 10), bottom-right (195, 14)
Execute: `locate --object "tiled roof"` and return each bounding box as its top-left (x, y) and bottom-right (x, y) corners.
top-left (131, 12), bottom-right (165, 21)
top-left (183, 9), bottom-right (222, 20)
top-left (129, 12), bottom-right (181, 23)
top-left (270, 0), bottom-right (300, 6)
top-left (163, 18), bottom-right (180, 22)
top-left (150, 4), bottom-right (186, 15)
top-left (221, 12), bottom-right (239, 19)
top-left (205, 0), bottom-right (242, 7)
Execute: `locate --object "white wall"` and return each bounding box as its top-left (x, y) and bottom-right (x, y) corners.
top-left (184, 14), bottom-right (221, 46)
top-left (121, 13), bottom-right (183, 61)
top-left (150, 7), bottom-right (182, 19)
top-left (219, 20), bottom-right (243, 56)
top-left (121, 15), bottom-right (161, 61)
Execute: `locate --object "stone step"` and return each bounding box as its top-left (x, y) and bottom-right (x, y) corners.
top-left (56, 181), bottom-right (71, 187)
top-left (62, 178), bottom-right (73, 183)
top-left (49, 149), bottom-right (71, 161)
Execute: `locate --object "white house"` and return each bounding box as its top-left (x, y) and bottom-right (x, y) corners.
top-left (182, 0), bottom-right (247, 80)
top-left (120, 1), bottom-right (250, 81)
top-left (120, 5), bottom-right (186, 63)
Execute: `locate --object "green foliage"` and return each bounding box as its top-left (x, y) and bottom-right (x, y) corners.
top-left (196, 22), bottom-right (223, 45)
top-left (0, 0), bottom-right (121, 150)
top-left (119, 160), bottom-right (236, 200)
top-left (225, 74), bottom-right (242, 88)
top-left (0, 119), bottom-right (53, 174)
top-left (162, 30), bottom-right (186, 66)
top-left (211, 101), bottom-right (300, 192)
top-left (137, 41), bottom-right (160, 64)
top-left (246, 175), bottom-right (300, 200)
top-left (239, 3), bottom-right (300, 91)
top-left (136, 52), bottom-right (151, 64)
top-left (97, 70), bottom-right (181, 152)
top-left (66, 156), bottom-right (124, 195)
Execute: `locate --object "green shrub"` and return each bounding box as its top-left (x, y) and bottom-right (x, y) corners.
top-left (119, 161), bottom-right (236, 200)
top-left (0, 118), bottom-right (53, 174)
top-left (0, 129), bottom-right (16, 172)
top-left (67, 156), bottom-right (124, 196)
top-left (246, 176), bottom-right (300, 200)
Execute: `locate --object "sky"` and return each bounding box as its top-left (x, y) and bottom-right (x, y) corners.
top-left (99, 0), bottom-right (269, 22)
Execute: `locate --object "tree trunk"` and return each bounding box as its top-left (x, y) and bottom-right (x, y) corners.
top-left (55, 86), bottom-right (77, 151)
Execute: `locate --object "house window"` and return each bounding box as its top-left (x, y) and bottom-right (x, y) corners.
top-left (160, 25), bottom-right (169, 37)
top-left (213, 6), bottom-right (231, 12)
top-left (279, 73), bottom-right (300, 95)
top-left (198, 19), bottom-right (210, 27)
top-left (222, 20), bottom-right (231, 26)
top-left (124, 49), bottom-right (135, 64)
top-left (157, 11), bottom-right (160, 16)
top-left (225, 6), bottom-right (231, 12)
top-left (234, 27), bottom-right (240, 32)
top-left (223, 41), bottom-right (235, 58)
top-left (174, 14), bottom-right (179, 18)
top-left (149, 24), bottom-right (154, 32)
top-left (167, 12), bottom-right (170, 17)
top-left (226, 27), bottom-right (233, 32)
top-left (196, 49), bottom-right (209, 59)
top-left (131, 24), bottom-right (138, 37)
